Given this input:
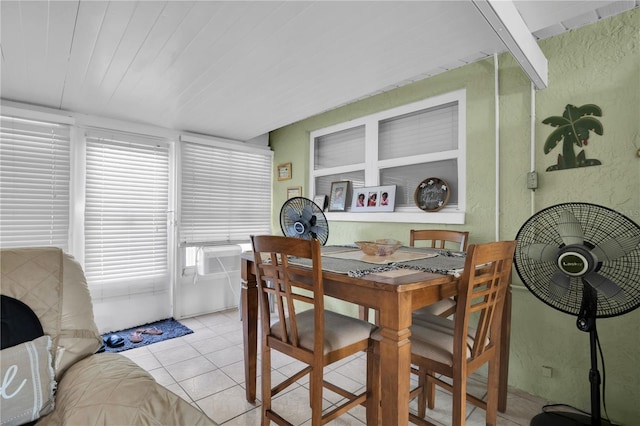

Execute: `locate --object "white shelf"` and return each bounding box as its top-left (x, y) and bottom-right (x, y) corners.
top-left (324, 208), bottom-right (465, 224)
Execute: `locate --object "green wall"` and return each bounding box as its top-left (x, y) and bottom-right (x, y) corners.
top-left (269, 9), bottom-right (640, 424)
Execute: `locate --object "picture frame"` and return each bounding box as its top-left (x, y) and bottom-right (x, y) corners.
top-left (313, 195), bottom-right (328, 211)
top-left (287, 186), bottom-right (302, 199)
top-left (351, 185), bottom-right (396, 212)
top-left (277, 162), bottom-right (292, 181)
top-left (328, 181), bottom-right (349, 212)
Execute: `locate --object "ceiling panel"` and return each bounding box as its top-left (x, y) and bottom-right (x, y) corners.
top-left (1, 0), bottom-right (637, 142)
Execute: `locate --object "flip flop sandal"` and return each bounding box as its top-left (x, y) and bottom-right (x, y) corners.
top-left (136, 327), bottom-right (163, 335)
top-left (129, 332), bottom-right (143, 343)
top-left (103, 334), bottom-right (125, 348)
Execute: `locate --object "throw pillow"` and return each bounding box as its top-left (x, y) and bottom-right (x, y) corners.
top-left (1, 295), bottom-right (44, 350)
top-left (0, 335), bottom-right (56, 426)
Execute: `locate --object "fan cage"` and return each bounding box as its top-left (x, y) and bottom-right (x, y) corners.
top-left (514, 202), bottom-right (640, 318)
top-left (279, 197), bottom-right (329, 245)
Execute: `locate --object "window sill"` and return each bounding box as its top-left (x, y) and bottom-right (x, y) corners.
top-left (324, 207), bottom-right (465, 224)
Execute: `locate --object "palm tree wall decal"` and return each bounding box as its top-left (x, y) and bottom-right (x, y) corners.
top-left (542, 104), bottom-right (603, 171)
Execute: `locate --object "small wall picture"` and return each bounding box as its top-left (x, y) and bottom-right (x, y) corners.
top-left (328, 181), bottom-right (349, 212)
top-left (287, 186), bottom-right (302, 199)
top-left (277, 162), bottom-right (292, 180)
top-left (352, 185), bottom-right (396, 212)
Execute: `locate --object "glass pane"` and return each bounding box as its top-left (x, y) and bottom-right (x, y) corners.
top-left (380, 159), bottom-right (458, 207)
top-left (314, 125), bottom-right (365, 169)
top-left (379, 102), bottom-right (458, 160)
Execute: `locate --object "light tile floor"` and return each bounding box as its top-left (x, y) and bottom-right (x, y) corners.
top-left (121, 308), bottom-right (549, 425)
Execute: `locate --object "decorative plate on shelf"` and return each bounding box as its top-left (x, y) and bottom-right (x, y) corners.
top-left (414, 177), bottom-right (450, 212)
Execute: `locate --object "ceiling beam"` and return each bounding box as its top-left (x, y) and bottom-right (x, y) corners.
top-left (472, 0), bottom-right (548, 89)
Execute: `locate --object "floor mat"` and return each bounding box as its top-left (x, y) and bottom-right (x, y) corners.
top-left (100, 318), bottom-right (193, 353)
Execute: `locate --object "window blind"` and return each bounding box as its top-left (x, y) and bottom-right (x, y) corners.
top-left (180, 141), bottom-right (272, 244)
top-left (378, 102), bottom-right (458, 160)
top-left (314, 125), bottom-right (365, 169)
top-left (378, 102), bottom-right (459, 208)
top-left (84, 130), bottom-right (170, 299)
top-left (0, 115), bottom-right (71, 250)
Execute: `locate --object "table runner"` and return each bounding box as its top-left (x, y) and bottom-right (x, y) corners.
top-left (287, 245), bottom-right (466, 277)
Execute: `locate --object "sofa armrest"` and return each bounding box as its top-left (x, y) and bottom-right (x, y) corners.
top-left (36, 353), bottom-right (217, 426)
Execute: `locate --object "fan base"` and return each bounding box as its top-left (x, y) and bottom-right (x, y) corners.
top-left (531, 411), bottom-right (615, 426)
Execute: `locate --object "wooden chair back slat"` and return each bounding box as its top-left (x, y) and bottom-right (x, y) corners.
top-left (455, 241), bottom-right (516, 362)
top-left (410, 229), bottom-right (470, 251)
top-left (252, 235), bottom-right (323, 352)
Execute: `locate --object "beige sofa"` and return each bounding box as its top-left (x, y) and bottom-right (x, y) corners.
top-left (0, 247), bottom-right (216, 426)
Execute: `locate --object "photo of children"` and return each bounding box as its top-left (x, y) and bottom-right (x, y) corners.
top-left (350, 185), bottom-right (396, 212)
top-left (380, 192), bottom-right (389, 206)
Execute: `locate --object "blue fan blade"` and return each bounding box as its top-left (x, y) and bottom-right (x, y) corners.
top-left (287, 225), bottom-right (300, 237)
top-left (286, 206), bottom-right (301, 222)
top-left (301, 205), bottom-right (313, 221)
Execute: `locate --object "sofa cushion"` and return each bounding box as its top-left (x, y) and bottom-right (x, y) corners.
top-left (35, 353), bottom-right (216, 426)
top-left (0, 335), bottom-right (56, 426)
top-left (1, 248), bottom-right (102, 380)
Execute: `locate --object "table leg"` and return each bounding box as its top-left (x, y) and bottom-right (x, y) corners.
top-left (241, 260), bottom-right (259, 402)
top-left (378, 293), bottom-right (412, 426)
top-left (498, 286), bottom-right (512, 412)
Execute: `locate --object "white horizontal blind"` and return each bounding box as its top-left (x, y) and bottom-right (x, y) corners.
top-left (0, 115), bottom-right (70, 250)
top-left (378, 102), bottom-right (459, 208)
top-left (180, 142), bottom-right (272, 244)
top-left (314, 125), bottom-right (365, 169)
top-left (378, 102), bottom-right (458, 160)
top-left (84, 130), bottom-right (170, 299)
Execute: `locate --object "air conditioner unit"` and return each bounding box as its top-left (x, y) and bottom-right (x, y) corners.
top-left (177, 245), bottom-right (242, 319)
top-left (196, 245), bottom-right (241, 276)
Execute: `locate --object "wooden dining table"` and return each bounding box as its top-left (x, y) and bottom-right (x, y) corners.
top-left (240, 246), bottom-right (511, 426)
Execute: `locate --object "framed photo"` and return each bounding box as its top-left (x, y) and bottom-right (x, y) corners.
top-left (313, 195), bottom-right (328, 211)
top-left (351, 185), bottom-right (396, 212)
top-left (287, 186), bottom-right (302, 199)
top-left (277, 162), bottom-right (292, 181)
top-left (328, 181), bottom-right (349, 212)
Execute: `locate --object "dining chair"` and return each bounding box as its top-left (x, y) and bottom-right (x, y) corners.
top-left (250, 235), bottom-right (376, 426)
top-left (410, 229), bottom-right (470, 318)
top-left (407, 240), bottom-right (517, 426)
top-left (409, 229), bottom-right (469, 251)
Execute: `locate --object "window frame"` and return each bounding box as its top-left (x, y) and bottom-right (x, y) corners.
top-left (309, 89), bottom-right (466, 224)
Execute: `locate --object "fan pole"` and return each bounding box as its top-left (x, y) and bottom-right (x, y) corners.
top-left (531, 286), bottom-right (613, 426)
top-left (588, 325), bottom-right (601, 425)
top-left (578, 284), bottom-right (602, 426)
